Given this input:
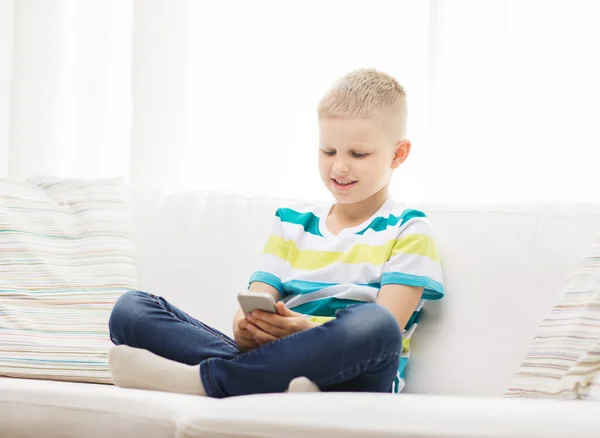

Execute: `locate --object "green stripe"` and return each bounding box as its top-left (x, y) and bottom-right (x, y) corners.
top-left (356, 209), bottom-right (426, 235)
top-left (276, 208), bottom-right (323, 237)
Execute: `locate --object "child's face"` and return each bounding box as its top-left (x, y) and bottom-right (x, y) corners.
top-left (318, 117), bottom-right (405, 205)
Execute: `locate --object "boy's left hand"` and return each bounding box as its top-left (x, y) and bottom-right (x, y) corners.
top-left (246, 301), bottom-right (318, 341)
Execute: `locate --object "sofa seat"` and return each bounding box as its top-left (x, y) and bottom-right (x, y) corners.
top-left (3, 376), bottom-right (600, 438)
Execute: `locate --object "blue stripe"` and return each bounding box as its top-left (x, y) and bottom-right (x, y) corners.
top-left (356, 208), bottom-right (427, 235)
top-left (381, 272), bottom-right (444, 300)
top-left (276, 208), bottom-right (323, 237)
top-left (249, 271), bottom-right (285, 296)
top-left (399, 357), bottom-right (409, 379)
top-left (290, 297), bottom-right (366, 317)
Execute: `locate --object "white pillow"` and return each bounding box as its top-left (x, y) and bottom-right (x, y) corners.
top-left (0, 177), bottom-right (139, 384)
top-left (505, 232), bottom-right (600, 399)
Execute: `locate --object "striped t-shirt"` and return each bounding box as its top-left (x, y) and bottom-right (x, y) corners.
top-left (249, 197), bottom-right (444, 392)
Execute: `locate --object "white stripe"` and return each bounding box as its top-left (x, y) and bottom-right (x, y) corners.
top-left (396, 376), bottom-right (405, 393)
top-left (285, 284), bottom-right (377, 309)
top-left (397, 216), bottom-right (435, 236)
top-left (383, 253), bottom-right (443, 284)
top-left (255, 254), bottom-right (289, 280)
top-left (285, 262), bottom-right (382, 285)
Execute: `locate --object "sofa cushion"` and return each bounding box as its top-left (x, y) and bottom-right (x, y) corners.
top-left (180, 392), bottom-right (600, 438)
top-left (0, 377), bottom-right (214, 438)
top-left (0, 177), bottom-right (138, 384)
top-left (505, 232), bottom-right (600, 398)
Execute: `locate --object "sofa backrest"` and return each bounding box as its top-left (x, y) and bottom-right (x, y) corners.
top-left (128, 188), bottom-right (600, 397)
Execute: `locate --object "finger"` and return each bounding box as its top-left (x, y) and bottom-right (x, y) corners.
top-left (246, 314), bottom-right (278, 334)
top-left (251, 313), bottom-right (303, 337)
top-left (276, 301), bottom-right (287, 316)
top-left (246, 323), bottom-right (277, 345)
top-left (237, 337), bottom-right (258, 352)
top-left (276, 302), bottom-right (299, 317)
top-left (247, 314), bottom-right (285, 337)
top-left (236, 328), bottom-right (254, 340)
top-left (235, 330), bottom-right (258, 351)
top-left (235, 332), bottom-right (254, 344)
top-left (251, 310), bottom-right (292, 329)
top-left (251, 309), bottom-right (278, 321)
top-left (254, 334), bottom-right (270, 346)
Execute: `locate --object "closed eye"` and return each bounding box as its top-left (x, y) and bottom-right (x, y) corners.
top-left (351, 152), bottom-right (368, 158)
top-left (321, 149), bottom-right (336, 156)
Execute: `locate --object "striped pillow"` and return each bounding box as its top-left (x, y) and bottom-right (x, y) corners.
top-left (0, 177), bottom-right (139, 384)
top-left (505, 232), bottom-right (600, 399)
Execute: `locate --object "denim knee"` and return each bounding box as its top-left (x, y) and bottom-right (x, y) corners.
top-left (338, 303), bottom-right (402, 352)
top-left (108, 290), bottom-right (153, 345)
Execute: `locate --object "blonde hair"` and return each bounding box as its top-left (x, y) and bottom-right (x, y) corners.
top-left (317, 68), bottom-right (407, 139)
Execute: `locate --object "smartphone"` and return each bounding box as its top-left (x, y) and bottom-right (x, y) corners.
top-left (237, 291), bottom-right (277, 316)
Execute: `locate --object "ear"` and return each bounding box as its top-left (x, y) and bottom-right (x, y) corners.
top-left (391, 139), bottom-right (411, 169)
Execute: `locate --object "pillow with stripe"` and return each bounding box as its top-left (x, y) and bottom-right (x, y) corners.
top-left (505, 232), bottom-right (600, 399)
top-left (0, 177), bottom-right (139, 384)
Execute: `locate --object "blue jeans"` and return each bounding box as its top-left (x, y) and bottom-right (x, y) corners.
top-left (108, 290), bottom-right (402, 398)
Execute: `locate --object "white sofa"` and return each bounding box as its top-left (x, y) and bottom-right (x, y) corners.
top-left (2, 189), bottom-right (600, 438)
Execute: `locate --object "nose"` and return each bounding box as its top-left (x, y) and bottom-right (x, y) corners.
top-left (332, 157), bottom-right (350, 174)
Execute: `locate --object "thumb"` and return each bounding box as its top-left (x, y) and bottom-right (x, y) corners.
top-left (276, 301), bottom-right (295, 316)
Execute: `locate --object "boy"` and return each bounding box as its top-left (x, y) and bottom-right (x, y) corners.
top-left (108, 68), bottom-right (444, 397)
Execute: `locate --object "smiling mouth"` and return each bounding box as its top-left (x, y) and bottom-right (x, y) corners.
top-left (331, 178), bottom-right (357, 191)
